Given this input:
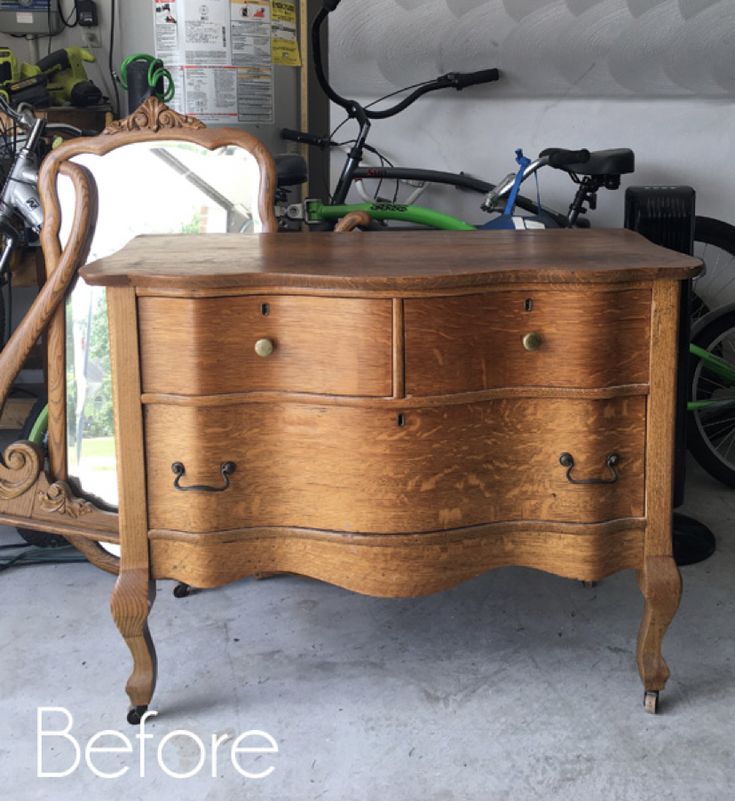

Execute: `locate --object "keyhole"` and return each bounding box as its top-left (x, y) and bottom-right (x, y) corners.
top-left (397, 413), bottom-right (406, 427)
top-left (261, 303), bottom-right (270, 316)
top-left (524, 298), bottom-right (533, 312)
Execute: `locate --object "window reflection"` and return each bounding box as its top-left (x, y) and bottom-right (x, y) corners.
top-left (58, 140), bottom-right (265, 509)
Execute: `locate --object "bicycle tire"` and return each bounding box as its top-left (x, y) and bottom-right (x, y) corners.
top-left (692, 216), bottom-right (735, 322)
top-left (15, 394), bottom-right (68, 548)
top-left (688, 306), bottom-right (735, 487)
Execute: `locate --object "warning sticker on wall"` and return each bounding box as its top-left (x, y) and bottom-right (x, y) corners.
top-left (152, 0), bottom-right (275, 124)
top-left (237, 65), bottom-right (275, 123)
top-left (153, 0), bottom-right (179, 60)
top-left (271, 0), bottom-right (300, 67)
top-left (230, 0), bottom-right (271, 65)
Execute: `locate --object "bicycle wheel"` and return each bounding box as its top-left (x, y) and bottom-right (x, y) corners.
top-left (688, 307), bottom-right (735, 487)
top-left (692, 216), bottom-right (735, 323)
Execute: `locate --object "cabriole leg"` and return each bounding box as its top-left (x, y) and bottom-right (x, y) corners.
top-left (110, 567), bottom-right (157, 724)
top-left (636, 555), bottom-right (682, 712)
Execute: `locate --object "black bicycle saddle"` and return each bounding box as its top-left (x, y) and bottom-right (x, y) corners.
top-left (275, 154), bottom-right (308, 187)
top-left (557, 148), bottom-right (635, 177)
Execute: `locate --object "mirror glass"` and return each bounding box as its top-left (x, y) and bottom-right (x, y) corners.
top-left (56, 140), bottom-right (267, 511)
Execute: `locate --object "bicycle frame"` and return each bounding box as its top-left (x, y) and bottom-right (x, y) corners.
top-left (304, 198), bottom-right (475, 230)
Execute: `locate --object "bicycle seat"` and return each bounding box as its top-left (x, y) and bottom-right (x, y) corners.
top-left (275, 153), bottom-right (308, 187)
top-left (559, 148), bottom-right (635, 177)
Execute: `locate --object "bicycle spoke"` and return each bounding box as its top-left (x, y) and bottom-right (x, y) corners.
top-left (718, 426), bottom-right (735, 461)
top-left (724, 437), bottom-right (735, 460)
top-left (697, 374), bottom-right (727, 393)
top-left (701, 413), bottom-right (735, 430)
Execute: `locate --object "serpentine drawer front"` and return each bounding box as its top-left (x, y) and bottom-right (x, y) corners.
top-left (145, 396), bottom-right (645, 533)
top-left (404, 287), bottom-right (651, 395)
top-left (78, 229), bottom-right (702, 718)
top-left (138, 294), bottom-right (393, 397)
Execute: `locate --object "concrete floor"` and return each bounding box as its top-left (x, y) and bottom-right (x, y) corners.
top-left (1, 458), bottom-right (734, 801)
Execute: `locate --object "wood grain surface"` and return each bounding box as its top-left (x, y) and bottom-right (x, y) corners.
top-left (636, 555), bottom-right (682, 691)
top-left (138, 295), bottom-right (393, 397)
top-left (80, 229), bottom-right (702, 291)
top-left (144, 396), bottom-right (645, 534)
top-left (644, 281), bottom-right (680, 557)
top-left (149, 520), bottom-right (645, 595)
top-left (405, 287), bottom-right (651, 394)
top-left (107, 287), bottom-right (157, 710)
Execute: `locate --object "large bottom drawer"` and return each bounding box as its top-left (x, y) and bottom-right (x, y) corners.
top-left (144, 396), bottom-right (646, 534)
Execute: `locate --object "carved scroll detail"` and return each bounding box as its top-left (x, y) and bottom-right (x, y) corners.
top-left (0, 441), bottom-right (43, 500)
top-left (38, 481), bottom-right (93, 518)
top-left (103, 97), bottom-right (205, 135)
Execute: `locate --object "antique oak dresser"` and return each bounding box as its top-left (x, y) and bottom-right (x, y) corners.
top-left (79, 228), bottom-right (701, 721)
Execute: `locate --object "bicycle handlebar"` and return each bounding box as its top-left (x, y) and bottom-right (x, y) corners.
top-left (46, 123), bottom-right (95, 137)
top-left (540, 148), bottom-right (591, 168)
top-left (280, 128), bottom-right (335, 148)
top-left (445, 69), bottom-right (500, 90)
top-left (312, 4), bottom-right (499, 120)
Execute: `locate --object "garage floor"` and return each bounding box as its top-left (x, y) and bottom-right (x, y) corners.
top-left (1, 454), bottom-right (733, 800)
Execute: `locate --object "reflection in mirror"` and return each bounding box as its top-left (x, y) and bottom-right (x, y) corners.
top-left (57, 140), bottom-right (267, 513)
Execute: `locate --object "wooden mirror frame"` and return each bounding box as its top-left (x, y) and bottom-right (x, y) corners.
top-left (0, 98), bottom-right (278, 574)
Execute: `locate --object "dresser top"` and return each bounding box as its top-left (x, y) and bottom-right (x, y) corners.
top-left (81, 228), bottom-right (701, 291)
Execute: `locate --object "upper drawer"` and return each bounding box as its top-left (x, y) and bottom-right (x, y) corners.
top-left (138, 295), bottom-right (393, 397)
top-left (404, 288), bottom-right (651, 395)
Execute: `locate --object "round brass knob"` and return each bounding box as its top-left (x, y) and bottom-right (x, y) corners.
top-left (522, 332), bottom-right (543, 351)
top-left (254, 338), bottom-right (275, 358)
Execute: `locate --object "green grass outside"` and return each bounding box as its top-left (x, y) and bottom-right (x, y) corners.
top-left (68, 436), bottom-right (116, 465)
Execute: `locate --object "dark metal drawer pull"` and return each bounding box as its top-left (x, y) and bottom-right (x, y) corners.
top-left (559, 452), bottom-right (619, 485)
top-left (172, 461), bottom-right (236, 492)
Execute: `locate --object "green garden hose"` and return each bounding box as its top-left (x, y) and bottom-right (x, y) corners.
top-left (119, 53), bottom-right (175, 103)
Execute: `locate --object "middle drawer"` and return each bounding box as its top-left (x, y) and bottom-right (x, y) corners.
top-left (138, 294), bottom-right (393, 397)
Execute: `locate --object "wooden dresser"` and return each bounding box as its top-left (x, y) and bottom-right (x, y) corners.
top-left (80, 228), bottom-right (702, 721)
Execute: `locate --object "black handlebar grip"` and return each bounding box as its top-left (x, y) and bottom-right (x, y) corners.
top-left (280, 128), bottom-right (330, 147)
top-left (447, 68), bottom-right (501, 90)
top-left (543, 148), bottom-right (591, 168)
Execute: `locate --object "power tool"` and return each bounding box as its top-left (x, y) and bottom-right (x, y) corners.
top-left (0, 47), bottom-right (52, 107)
top-left (34, 47), bottom-right (103, 107)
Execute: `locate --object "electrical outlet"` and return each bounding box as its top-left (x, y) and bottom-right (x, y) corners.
top-left (81, 28), bottom-right (101, 48)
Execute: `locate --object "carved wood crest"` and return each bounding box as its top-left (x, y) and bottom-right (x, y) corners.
top-left (103, 97), bottom-right (206, 136)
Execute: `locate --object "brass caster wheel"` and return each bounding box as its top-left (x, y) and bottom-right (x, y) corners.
top-left (173, 582), bottom-right (192, 598)
top-left (127, 705), bottom-right (148, 725)
top-left (643, 690), bottom-right (659, 714)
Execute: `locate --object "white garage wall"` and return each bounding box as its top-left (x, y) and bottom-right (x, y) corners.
top-left (328, 0), bottom-right (735, 226)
